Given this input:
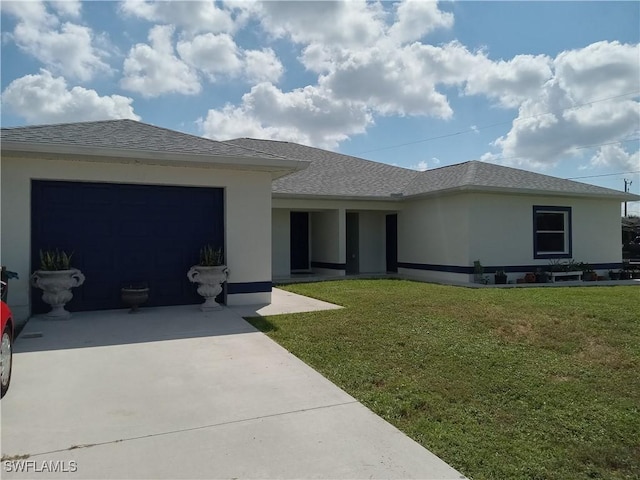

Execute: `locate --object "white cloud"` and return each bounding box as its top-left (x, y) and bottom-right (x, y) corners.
top-left (413, 161), bottom-right (429, 171)
top-left (316, 40), bottom-right (509, 118)
top-left (0, 1), bottom-right (54, 26)
top-left (256, 0), bottom-right (386, 48)
top-left (176, 34), bottom-right (284, 84)
top-left (177, 33), bottom-right (243, 80)
top-left (589, 144), bottom-right (640, 170)
top-left (196, 1), bottom-right (558, 148)
top-left (180, 3), bottom-right (638, 160)
top-left (411, 157), bottom-right (440, 171)
top-left (244, 48), bottom-right (283, 83)
top-left (2, 0), bottom-right (110, 81)
top-left (190, 2), bottom-right (469, 145)
top-left (50, 0), bottom-right (81, 18)
top-left (555, 41), bottom-right (640, 102)
top-left (199, 82), bottom-right (372, 149)
top-left (465, 54), bottom-right (553, 108)
top-left (319, 44), bottom-right (455, 118)
top-left (481, 41), bottom-right (640, 169)
top-left (2, 69), bottom-right (140, 124)
top-left (388, 0), bottom-right (454, 44)
top-left (121, 25), bottom-right (201, 97)
top-left (119, 0), bottom-right (235, 33)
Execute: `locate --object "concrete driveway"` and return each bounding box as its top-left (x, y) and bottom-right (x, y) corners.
top-left (1, 290), bottom-right (466, 479)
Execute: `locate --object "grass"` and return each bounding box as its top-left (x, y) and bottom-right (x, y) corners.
top-left (247, 280), bottom-right (640, 480)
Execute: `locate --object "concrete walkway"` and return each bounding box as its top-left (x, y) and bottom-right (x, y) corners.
top-left (1, 289), bottom-right (466, 479)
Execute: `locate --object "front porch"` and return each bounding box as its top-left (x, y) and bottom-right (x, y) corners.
top-left (272, 201), bottom-right (400, 280)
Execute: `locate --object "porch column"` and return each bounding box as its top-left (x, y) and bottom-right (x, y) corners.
top-left (309, 209), bottom-right (346, 276)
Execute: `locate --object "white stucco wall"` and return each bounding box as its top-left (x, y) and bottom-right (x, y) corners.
top-left (358, 211), bottom-right (386, 273)
top-left (311, 210), bottom-right (341, 265)
top-left (398, 191), bottom-right (624, 284)
top-left (271, 209), bottom-right (290, 278)
top-left (1, 155), bottom-right (273, 320)
top-left (399, 194), bottom-right (471, 266)
top-left (467, 192), bottom-right (623, 269)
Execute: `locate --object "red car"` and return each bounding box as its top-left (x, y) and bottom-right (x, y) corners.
top-left (1, 281), bottom-right (14, 398)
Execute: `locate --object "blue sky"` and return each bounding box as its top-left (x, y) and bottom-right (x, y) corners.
top-left (2, 1), bottom-right (639, 214)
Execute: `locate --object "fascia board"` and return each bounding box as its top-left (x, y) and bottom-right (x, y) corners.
top-left (1, 142), bottom-right (310, 179)
top-left (402, 185), bottom-right (639, 201)
top-left (271, 193), bottom-right (406, 202)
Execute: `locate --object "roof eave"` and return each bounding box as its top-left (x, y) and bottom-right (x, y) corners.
top-left (272, 192), bottom-right (405, 202)
top-left (1, 142), bottom-right (310, 179)
top-left (402, 185), bottom-right (639, 201)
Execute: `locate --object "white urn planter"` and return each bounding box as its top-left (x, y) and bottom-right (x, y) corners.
top-left (31, 269), bottom-right (86, 319)
top-left (187, 265), bottom-right (229, 311)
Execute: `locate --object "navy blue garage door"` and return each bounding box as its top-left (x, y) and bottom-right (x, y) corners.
top-left (31, 180), bottom-right (224, 313)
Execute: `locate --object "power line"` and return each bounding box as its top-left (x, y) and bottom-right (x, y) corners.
top-left (567, 170), bottom-right (640, 180)
top-left (355, 90), bottom-right (640, 155)
top-left (484, 137), bottom-right (639, 164)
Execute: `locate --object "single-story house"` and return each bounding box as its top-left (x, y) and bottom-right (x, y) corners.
top-left (2, 120), bottom-right (637, 321)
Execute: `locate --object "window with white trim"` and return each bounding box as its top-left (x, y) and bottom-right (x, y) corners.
top-left (533, 206), bottom-right (572, 259)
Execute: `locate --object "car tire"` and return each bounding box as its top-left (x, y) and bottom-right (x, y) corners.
top-left (1, 324), bottom-right (12, 399)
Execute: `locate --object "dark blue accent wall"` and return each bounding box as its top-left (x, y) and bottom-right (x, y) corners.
top-left (31, 180), bottom-right (224, 312)
top-left (227, 282), bottom-right (272, 294)
top-left (311, 261), bottom-right (347, 270)
top-left (398, 262), bottom-right (623, 274)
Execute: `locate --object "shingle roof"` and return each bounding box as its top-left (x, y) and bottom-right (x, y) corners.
top-left (2, 120), bottom-right (633, 200)
top-left (227, 138), bottom-right (418, 197)
top-left (403, 160), bottom-right (630, 198)
top-left (228, 138), bottom-right (635, 200)
top-left (1, 120), bottom-right (286, 161)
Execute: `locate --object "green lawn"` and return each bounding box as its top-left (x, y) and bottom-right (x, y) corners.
top-left (247, 280), bottom-right (640, 480)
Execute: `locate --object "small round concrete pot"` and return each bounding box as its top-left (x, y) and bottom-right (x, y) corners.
top-left (121, 286), bottom-right (150, 313)
top-left (187, 265), bottom-right (229, 311)
top-left (31, 269), bottom-right (86, 319)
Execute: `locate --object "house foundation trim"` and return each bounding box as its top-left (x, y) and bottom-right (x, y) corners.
top-left (227, 281), bottom-right (272, 294)
top-left (310, 261), bottom-right (347, 270)
top-left (398, 262), bottom-right (624, 274)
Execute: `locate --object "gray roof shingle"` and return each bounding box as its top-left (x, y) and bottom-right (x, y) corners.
top-left (228, 138), bottom-right (635, 200)
top-left (227, 138), bottom-right (418, 197)
top-left (403, 160), bottom-right (630, 198)
top-left (1, 119), bottom-right (287, 160)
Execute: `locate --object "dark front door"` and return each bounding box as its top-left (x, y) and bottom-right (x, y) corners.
top-left (386, 214), bottom-right (398, 273)
top-left (290, 212), bottom-right (309, 271)
top-left (346, 212), bottom-right (359, 275)
top-left (31, 180), bottom-right (224, 313)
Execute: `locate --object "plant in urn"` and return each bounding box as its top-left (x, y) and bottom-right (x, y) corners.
top-left (31, 250), bottom-right (85, 319)
top-left (187, 245), bottom-right (228, 311)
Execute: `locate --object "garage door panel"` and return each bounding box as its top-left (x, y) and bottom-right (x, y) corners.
top-left (154, 247), bottom-right (187, 269)
top-left (118, 222), bottom-right (150, 238)
top-left (39, 183), bottom-right (79, 205)
top-left (78, 217), bottom-right (114, 239)
top-left (82, 252), bottom-right (117, 272)
top-left (32, 181), bottom-right (224, 313)
top-left (82, 184), bottom-right (116, 204)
